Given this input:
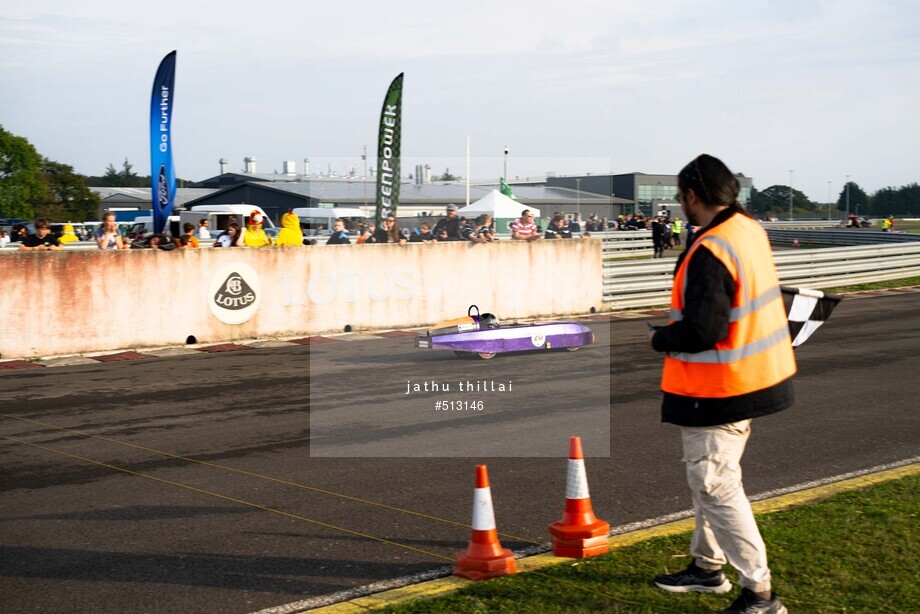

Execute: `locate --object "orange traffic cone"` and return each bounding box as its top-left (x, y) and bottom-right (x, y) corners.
top-left (548, 436), bottom-right (610, 557)
top-left (454, 465), bottom-right (517, 581)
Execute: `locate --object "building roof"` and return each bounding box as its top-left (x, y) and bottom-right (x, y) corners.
top-left (91, 187), bottom-right (221, 207)
top-left (195, 171), bottom-right (308, 184)
top-left (244, 180), bottom-right (624, 205)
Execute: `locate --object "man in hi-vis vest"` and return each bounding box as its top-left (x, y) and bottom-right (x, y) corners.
top-left (648, 155), bottom-right (795, 614)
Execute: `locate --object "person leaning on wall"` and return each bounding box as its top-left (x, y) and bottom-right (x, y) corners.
top-left (510, 209), bottom-right (541, 241)
top-left (94, 212), bottom-right (126, 250)
top-left (18, 218), bottom-right (63, 252)
top-left (372, 215), bottom-right (407, 245)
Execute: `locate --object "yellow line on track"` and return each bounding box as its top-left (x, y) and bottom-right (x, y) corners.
top-left (0, 433), bottom-right (455, 563)
top-left (0, 412), bottom-right (539, 545)
top-left (310, 461), bottom-right (920, 613)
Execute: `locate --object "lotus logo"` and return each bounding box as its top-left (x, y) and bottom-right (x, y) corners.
top-left (209, 263), bottom-right (261, 325)
top-left (214, 273), bottom-right (256, 310)
top-left (157, 165), bottom-right (169, 208)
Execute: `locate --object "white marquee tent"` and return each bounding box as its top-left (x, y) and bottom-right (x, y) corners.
top-left (457, 190), bottom-right (540, 219)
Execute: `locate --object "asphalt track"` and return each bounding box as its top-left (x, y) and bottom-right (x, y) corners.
top-left (1, 291), bottom-right (918, 613)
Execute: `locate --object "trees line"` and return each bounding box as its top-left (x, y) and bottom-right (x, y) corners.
top-left (748, 181), bottom-right (920, 218)
top-left (1, 125), bottom-right (100, 222)
top-left (1, 126), bottom-right (177, 222)
top-left (0, 126), bottom-right (176, 222)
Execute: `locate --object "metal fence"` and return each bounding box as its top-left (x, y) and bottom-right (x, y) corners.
top-left (760, 220), bottom-right (842, 229)
top-left (599, 230), bottom-right (654, 259)
top-left (603, 241), bottom-right (920, 309)
top-left (766, 229), bottom-right (920, 246)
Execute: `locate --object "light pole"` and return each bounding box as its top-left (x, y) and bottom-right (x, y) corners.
top-left (789, 170), bottom-right (794, 221)
top-left (466, 135), bottom-right (471, 208)
top-left (845, 175), bottom-right (850, 221)
top-left (503, 146), bottom-right (509, 180)
top-left (575, 178), bottom-right (581, 221)
top-left (362, 145), bottom-right (367, 212)
top-left (827, 180), bottom-right (831, 220)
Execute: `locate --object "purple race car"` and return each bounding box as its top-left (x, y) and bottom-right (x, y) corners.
top-left (415, 305), bottom-right (594, 359)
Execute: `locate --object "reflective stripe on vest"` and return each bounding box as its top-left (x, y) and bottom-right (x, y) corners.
top-left (669, 284), bottom-right (781, 323)
top-left (661, 213), bottom-right (796, 398)
top-left (667, 322), bottom-right (790, 364)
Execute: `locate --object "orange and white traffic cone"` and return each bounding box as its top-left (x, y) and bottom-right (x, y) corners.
top-left (548, 436), bottom-right (610, 558)
top-left (453, 464), bottom-right (517, 581)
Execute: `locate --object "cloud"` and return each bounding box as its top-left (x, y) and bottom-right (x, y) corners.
top-left (0, 0), bottom-right (917, 200)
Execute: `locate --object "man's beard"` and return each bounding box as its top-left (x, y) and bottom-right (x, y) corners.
top-left (682, 203), bottom-right (699, 227)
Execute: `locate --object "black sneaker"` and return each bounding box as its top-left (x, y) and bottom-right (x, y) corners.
top-left (653, 562), bottom-right (732, 593)
top-left (719, 588), bottom-right (788, 614)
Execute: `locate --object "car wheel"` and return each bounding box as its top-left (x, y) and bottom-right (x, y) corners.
top-left (477, 352), bottom-right (496, 360)
top-left (565, 346), bottom-right (580, 352)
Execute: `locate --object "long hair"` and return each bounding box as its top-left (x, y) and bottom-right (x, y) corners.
top-left (678, 154), bottom-right (749, 217)
top-left (101, 211), bottom-right (118, 229)
top-left (387, 220), bottom-right (401, 243)
top-left (226, 222), bottom-right (241, 246)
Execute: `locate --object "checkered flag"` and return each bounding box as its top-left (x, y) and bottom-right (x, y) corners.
top-left (781, 286), bottom-right (842, 347)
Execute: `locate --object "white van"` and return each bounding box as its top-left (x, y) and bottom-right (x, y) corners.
top-left (293, 207), bottom-right (367, 236)
top-left (180, 204), bottom-right (275, 236)
top-left (126, 215), bottom-right (181, 239)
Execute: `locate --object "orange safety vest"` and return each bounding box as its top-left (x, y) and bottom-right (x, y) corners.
top-left (662, 213), bottom-right (796, 398)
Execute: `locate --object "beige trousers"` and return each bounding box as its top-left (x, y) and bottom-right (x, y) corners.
top-left (680, 419), bottom-right (772, 593)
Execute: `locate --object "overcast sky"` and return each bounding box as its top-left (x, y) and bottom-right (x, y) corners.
top-left (2, 0), bottom-right (918, 201)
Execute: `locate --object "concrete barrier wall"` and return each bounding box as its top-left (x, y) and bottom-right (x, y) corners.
top-left (0, 240), bottom-right (602, 358)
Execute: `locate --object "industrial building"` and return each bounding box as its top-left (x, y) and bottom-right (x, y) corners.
top-left (91, 187), bottom-right (219, 220)
top-left (545, 172), bottom-right (754, 216)
top-left (182, 180), bottom-right (627, 224)
top-left (90, 157), bottom-right (755, 225)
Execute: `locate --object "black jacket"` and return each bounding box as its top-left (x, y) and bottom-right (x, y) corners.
top-left (651, 220), bottom-right (666, 243)
top-left (652, 208), bottom-right (794, 427)
top-left (326, 231), bottom-right (350, 245)
top-left (372, 228), bottom-right (391, 244)
top-left (544, 226), bottom-right (572, 239)
top-left (433, 217), bottom-right (460, 240)
top-left (408, 229), bottom-right (435, 243)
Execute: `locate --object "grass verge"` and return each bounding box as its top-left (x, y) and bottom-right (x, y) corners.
top-left (383, 475), bottom-right (919, 613)
top-left (822, 276), bottom-right (920, 293)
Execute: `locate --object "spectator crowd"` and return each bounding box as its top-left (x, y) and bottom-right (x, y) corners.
top-left (7, 207), bottom-right (699, 253)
